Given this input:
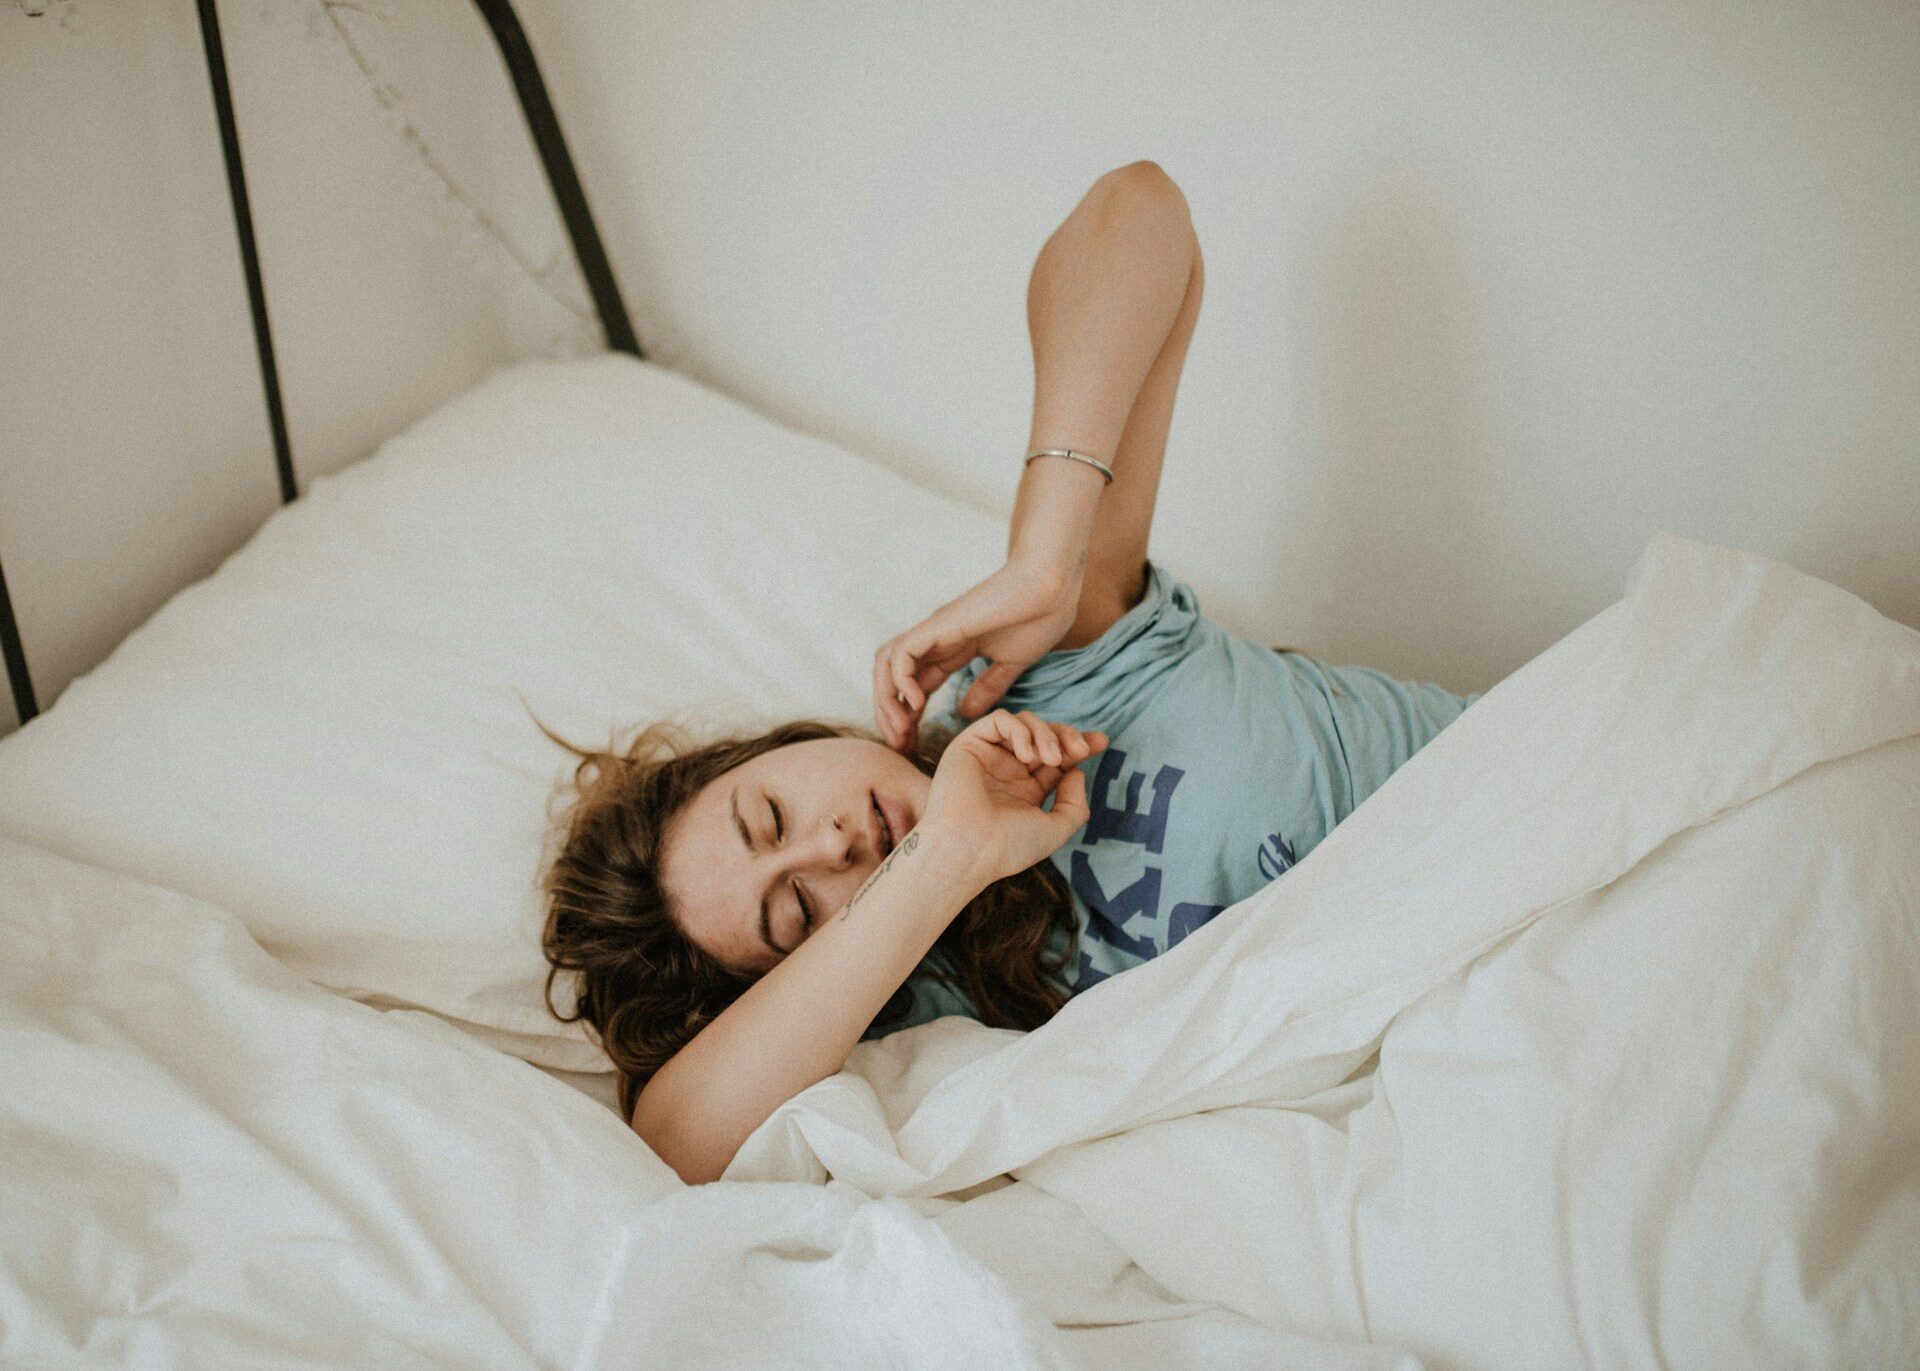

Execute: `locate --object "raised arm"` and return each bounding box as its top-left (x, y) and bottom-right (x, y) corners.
top-left (872, 162), bottom-right (1203, 743)
top-left (1015, 159), bottom-right (1204, 648)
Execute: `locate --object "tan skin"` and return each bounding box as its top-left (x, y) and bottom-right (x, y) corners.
top-left (874, 159), bottom-right (1203, 739)
top-left (662, 162), bottom-right (1199, 981)
top-left (637, 161), bottom-right (1199, 1182)
top-left (661, 738), bottom-right (932, 974)
top-left (662, 722), bottom-right (1108, 975)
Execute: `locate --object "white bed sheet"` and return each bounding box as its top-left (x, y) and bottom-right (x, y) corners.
top-left (4, 529), bottom-right (1915, 1368)
top-left (0, 355), bottom-right (1010, 1070)
top-left (725, 532), bottom-right (1920, 1367)
top-left (6, 833), bottom-right (1330, 1369)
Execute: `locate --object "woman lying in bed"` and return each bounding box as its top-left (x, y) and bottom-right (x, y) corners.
top-left (538, 161), bottom-right (1478, 1184)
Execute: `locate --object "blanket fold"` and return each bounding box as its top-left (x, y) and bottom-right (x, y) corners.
top-left (730, 533), bottom-right (1920, 1195)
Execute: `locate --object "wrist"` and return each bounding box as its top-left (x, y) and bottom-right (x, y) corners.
top-left (1006, 449), bottom-right (1102, 588)
top-left (1005, 534), bottom-right (1086, 594)
top-left (904, 815), bottom-right (1004, 894)
top-left (1000, 546), bottom-right (1081, 618)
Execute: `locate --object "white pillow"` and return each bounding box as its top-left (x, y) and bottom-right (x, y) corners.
top-left (0, 354), bottom-right (1004, 1070)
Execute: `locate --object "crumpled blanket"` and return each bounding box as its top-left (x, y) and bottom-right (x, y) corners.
top-left (5, 533), bottom-right (1913, 1369)
top-left (728, 532), bottom-right (1920, 1368)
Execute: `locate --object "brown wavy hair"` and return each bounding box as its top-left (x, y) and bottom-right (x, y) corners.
top-left (531, 713), bottom-right (1079, 1119)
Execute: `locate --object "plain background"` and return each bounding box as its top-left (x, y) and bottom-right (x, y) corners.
top-left (3, 0), bottom-right (1916, 739)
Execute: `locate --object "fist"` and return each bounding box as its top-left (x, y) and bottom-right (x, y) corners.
top-left (920, 710), bottom-right (1108, 884)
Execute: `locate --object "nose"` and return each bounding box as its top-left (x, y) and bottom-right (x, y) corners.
top-left (798, 813), bottom-right (857, 872)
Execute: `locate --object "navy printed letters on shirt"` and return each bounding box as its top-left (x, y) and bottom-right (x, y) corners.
top-left (1068, 853), bottom-right (1159, 959)
top-left (1070, 745), bottom-right (1290, 985)
top-left (1167, 900), bottom-right (1226, 945)
top-left (1073, 746), bottom-right (1194, 981)
top-left (1083, 748), bottom-right (1184, 853)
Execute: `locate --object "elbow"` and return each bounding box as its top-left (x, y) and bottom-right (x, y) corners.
top-left (631, 1089), bottom-right (733, 1186)
top-left (1100, 160), bottom-right (1188, 215)
top-left (1105, 158), bottom-right (1172, 189)
top-left (664, 1150), bottom-right (729, 1188)
top-left (1087, 160), bottom-right (1194, 249)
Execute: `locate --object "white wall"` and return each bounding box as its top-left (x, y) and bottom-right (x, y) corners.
top-left (3, 0), bottom-right (1916, 742)
top-left (0, 0), bottom-right (591, 739)
top-left (532, 0), bottom-right (1920, 695)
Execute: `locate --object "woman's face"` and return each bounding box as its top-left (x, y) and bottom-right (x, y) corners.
top-left (659, 736), bottom-right (933, 974)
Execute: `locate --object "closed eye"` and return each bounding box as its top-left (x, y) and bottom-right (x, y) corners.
top-left (768, 796), bottom-right (811, 941)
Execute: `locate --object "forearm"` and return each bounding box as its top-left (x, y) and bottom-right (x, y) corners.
top-left (631, 822), bottom-right (984, 1184)
top-left (1009, 162), bottom-right (1197, 578)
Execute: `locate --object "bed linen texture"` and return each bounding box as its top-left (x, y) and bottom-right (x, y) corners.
top-left (0, 337), bottom-right (1912, 1365)
top-left (5, 531), bottom-right (1908, 1368)
top-left (727, 531), bottom-right (1920, 1368)
top-left (0, 354), bottom-right (1011, 1070)
top-left (2, 832), bottom-right (1339, 1370)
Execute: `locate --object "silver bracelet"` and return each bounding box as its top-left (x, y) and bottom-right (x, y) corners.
top-left (1024, 447), bottom-right (1115, 484)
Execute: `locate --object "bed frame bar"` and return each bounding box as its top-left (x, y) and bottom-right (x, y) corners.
top-left (0, 563), bottom-right (30, 730)
top-left (472, 0), bottom-right (641, 360)
top-left (196, 0), bottom-right (297, 510)
top-left (0, 0), bottom-right (640, 728)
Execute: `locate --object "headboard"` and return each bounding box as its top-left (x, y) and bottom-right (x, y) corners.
top-left (0, 0), bottom-right (640, 729)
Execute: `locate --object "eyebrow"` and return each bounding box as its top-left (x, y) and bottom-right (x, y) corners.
top-left (731, 784), bottom-right (781, 959)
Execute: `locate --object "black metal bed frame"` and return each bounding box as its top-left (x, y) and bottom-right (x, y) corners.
top-left (0, 0), bottom-right (641, 727)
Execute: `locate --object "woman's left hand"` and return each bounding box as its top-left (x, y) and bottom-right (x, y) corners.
top-left (873, 556), bottom-right (1081, 751)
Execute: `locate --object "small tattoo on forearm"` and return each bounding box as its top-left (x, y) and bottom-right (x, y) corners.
top-left (836, 831), bottom-right (920, 923)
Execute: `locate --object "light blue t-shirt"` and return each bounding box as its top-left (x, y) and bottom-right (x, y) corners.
top-left (865, 560), bottom-right (1481, 1038)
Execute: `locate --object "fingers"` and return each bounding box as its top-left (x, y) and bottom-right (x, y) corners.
top-left (1047, 765), bottom-right (1091, 834)
top-left (957, 661), bottom-right (1022, 721)
top-left (872, 639), bottom-right (904, 745)
top-left (911, 660), bottom-right (949, 696)
top-left (977, 710), bottom-right (1107, 771)
top-left (1024, 712), bottom-right (1063, 767)
top-left (873, 632), bottom-right (940, 750)
top-left (996, 712), bottom-right (1040, 766)
top-left (890, 639), bottom-right (928, 719)
top-left (1016, 713), bottom-right (1104, 769)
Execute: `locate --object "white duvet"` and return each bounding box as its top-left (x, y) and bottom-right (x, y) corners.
top-left (5, 532), bottom-right (1918, 1369)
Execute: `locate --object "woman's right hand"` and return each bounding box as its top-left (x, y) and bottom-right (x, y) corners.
top-left (919, 710), bottom-right (1107, 885)
top-left (873, 557), bottom-right (1083, 752)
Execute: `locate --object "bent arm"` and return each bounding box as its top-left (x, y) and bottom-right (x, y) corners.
top-left (1012, 160), bottom-right (1203, 648)
top-left (631, 821), bottom-right (984, 1185)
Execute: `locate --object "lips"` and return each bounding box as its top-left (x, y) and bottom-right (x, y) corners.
top-left (870, 790), bottom-right (894, 858)
top-left (873, 790), bottom-right (912, 859)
